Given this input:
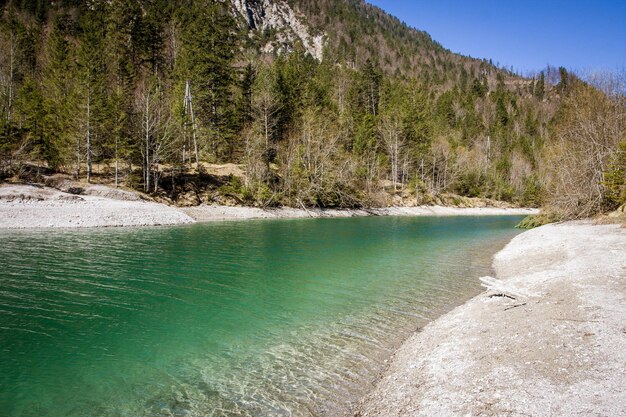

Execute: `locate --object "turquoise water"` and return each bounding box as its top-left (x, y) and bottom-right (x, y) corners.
top-left (0, 216), bottom-right (523, 416)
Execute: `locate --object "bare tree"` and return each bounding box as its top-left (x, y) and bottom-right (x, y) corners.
top-left (183, 80), bottom-right (199, 166)
top-left (379, 112), bottom-right (405, 191)
top-left (541, 75), bottom-right (626, 218)
top-left (0, 29), bottom-right (16, 122)
top-left (252, 66), bottom-right (280, 158)
top-left (138, 79), bottom-right (159, 192)
top-left (509, 150), bottom-right (532, 195)
top-left (137, 76), bottom-right (180, 194)
top-left (282, 110), bottom-right (343, 207)
top-left (431, 136), bottom-right (454, 192)
top-left (242, 126), bottom-right (272, 205)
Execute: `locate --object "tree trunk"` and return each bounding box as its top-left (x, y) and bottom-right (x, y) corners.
top-left (115, 136), bottom-right (119, 188)
top-left (392, 131), bottom-right (398, 191)
top-left (75, 136), bottom-right (81, 179)
top-left (145, 93), bottom-right (150, 193)
top-left (264, 109), bottom-right (269, 151)
top-left (191, 102), bottom-right (198, 166)
top-left (86, 92), bottom-right (92, 183)
top-left (185, 81), bottom-right (199, 166)
top-left (7, 35), bottom-right (15, 121)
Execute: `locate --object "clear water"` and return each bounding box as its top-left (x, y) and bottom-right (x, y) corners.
top-left (0, 216), bottom-right (523, 417)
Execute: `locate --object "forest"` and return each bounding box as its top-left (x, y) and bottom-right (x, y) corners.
top-left (0, 0), bottom-right (624, 218)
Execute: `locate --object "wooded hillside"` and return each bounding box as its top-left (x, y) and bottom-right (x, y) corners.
top-left (0, 0), bottom-right (623, 216)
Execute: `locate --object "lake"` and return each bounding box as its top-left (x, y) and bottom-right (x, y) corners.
top-left (0, 216), bottom-right (523, 416)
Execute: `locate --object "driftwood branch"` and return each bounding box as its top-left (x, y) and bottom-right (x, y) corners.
top-left (504, 303), bottom-right (528, 311)
top-left (489, 293), bottom-right (517, 300)
top-left (479, 276), bottom-right (536, 300)
top-left (297, 198), bottom-right (314, 217)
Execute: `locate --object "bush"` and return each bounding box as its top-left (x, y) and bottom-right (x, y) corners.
top-left (453, 172), bottom-right (484, 197)
top-left (516, 212), bottom-right (559, 229)
top-left (603, 140), bottom-right (626, 209)
top-left (540, 79), bottom-right (625, 219)
top-left (521, 175), bottom-right (542, 207)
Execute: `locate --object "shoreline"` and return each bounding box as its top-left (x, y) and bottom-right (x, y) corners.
top-left (182, 205), bottom-right (537, 223)
top-left (356, 221), bottom-right (626, 416)
top-left (0, 185), bottom-right (195, 229)
top-left (0, 184), bottom-right (537, 229)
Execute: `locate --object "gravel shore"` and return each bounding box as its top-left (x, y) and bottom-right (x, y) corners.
top-left (183, 205), bottom-right (538, 222)
top-left (357, 222), bottom-right (626, 417)
top-left (0, 184), bottom-right (537, 229)
top-left (0, 185), bottom-right (194, 228)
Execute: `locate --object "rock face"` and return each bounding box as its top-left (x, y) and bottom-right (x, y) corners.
top-left (230, 0), bottom-right (324, 60)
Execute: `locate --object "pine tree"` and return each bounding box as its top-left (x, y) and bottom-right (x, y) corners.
top-left (239, 63), bottom-right (256, 128)
top-left (76, 5), bottom-right (108, 182)
top-left (176, 0), bottom-right (238, 161)
top-left (273, 47), bottom-right (317, 142)
top-left (361, 59), bottom-right (382, 116)
top-left (557, 67), bottom-right (569, 94)
top-left (41, 15), bottom-right (76, 170)
top-left (13, 78), bottom-right (45, 160)
top-left (535, 71), bottom-right (545, 100)
top-left (471, 77), bottom-right (486, 98)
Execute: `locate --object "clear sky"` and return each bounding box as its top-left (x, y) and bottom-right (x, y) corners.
top-left (366, 0), bottom-right (626, 74)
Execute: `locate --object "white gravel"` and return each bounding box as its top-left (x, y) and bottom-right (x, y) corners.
top-left (0, 184), bottom-right (537, 229)
top-left (183, 205), bottom-right (538, 222)
top-left (357, 222), bottom-right (626, 417)
top-left (0, 185), bottom-right (194, 229)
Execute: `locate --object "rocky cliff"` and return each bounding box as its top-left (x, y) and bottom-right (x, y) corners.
top-left (230, 0), bottom-right (325, 60)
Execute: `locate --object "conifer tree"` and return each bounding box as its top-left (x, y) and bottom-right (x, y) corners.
top-left (361, 59), bottom-right (382, 116)
top-left (13, 78), bottom-right (45, 160)
top-left (557, 67), bottom-right (569, 94)
top-left (239, 63), bottom-right (256, 128)
top-left (176, 0), bottom-right (238, 161)
top-left (76, 12), bottom-right (106, 181)
top-left (41, 15), bottom-right (76, 170)
top-left (535, 71), bottom-right (545, 100)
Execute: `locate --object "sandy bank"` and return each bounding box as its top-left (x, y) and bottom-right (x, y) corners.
top-left (357, 222), bottom-right (626, 417)
top-left (0, 185), bottom-right (194, 229)
top-left (0, 184), bottom-right (537, 229)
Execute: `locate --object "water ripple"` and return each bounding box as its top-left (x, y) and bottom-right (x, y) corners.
top-left (0, 216), bottom-right (523, 417)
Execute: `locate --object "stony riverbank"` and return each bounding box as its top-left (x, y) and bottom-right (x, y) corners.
top-left (182, 204), bottom-right (537, 222)
top-left (0, 184), bottom-right (194, 228)
top-left (0, 184), bottom-right (537, 229)
top-left (356, 221), bottom-right (626, 417)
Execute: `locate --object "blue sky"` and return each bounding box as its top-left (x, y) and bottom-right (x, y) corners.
top-left (367, 0), bottom-right (626, 74)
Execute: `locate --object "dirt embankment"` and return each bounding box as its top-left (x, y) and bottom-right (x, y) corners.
top-left (356, 222), bottom-right (626, 417)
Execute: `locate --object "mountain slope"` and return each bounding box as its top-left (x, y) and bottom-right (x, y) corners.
top-left (237, 0), bottom-right (521, 86)
top-left (4, 0), bottom-right (614, 215)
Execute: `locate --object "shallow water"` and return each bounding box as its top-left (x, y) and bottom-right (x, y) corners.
top-left (0, 216), bottom-right (523, 416)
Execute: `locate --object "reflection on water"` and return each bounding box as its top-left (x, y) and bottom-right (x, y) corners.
top-left (0, 216), bottom-right (522, 416)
